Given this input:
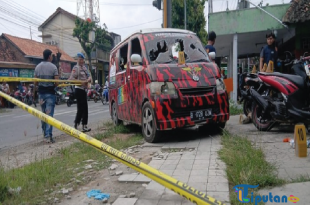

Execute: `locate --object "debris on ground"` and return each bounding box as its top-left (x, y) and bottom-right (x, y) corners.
top-left (86, 189), bottom-right (110, 201)
top-left (108, 164), bottom-right (118, 170)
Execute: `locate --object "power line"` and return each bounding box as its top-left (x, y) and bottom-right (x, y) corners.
top-left (110, 18), bottom-right (161, 30)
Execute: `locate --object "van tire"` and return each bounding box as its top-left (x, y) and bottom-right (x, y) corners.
top-left (142, 102), bottom-right (161, 143)
top-left (112, 102), bottom-right (122, 126)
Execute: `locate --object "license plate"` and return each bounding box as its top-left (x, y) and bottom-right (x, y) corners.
top-left (190, 109), bottom-right (212, 121)
top-left (65, 97), bottom-right (69, 99)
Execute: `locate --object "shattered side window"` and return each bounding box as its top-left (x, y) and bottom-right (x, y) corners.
top-left (144, 33), bottom-right (210, 64)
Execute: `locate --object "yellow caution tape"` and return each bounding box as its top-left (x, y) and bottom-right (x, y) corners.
top-left (0, 91), bottom-right (226, 205)
top-left (57, 84), bottom-right (82, 87)
top-left (0, 77), bottom-right (86, 84)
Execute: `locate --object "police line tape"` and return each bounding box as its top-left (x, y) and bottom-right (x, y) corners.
top-left (0, 77), bottom-right (84, 84)
top-left (0, 91), bottom-right (226, 205)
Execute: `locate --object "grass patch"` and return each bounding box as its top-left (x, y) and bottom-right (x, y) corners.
top-left (229, 100), bottom-right (243, 116)
top-left (0, 122), bottom-right (143, 205)
top-left (289, 174), bottom-right (310, 183)
top-left (219, 131), bottom-right (285, 205)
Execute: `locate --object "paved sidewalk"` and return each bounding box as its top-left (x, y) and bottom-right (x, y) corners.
top-left (130, 134), bottom-right (230, 205)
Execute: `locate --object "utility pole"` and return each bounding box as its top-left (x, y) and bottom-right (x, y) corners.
top-left (29, 26), bottom-right (32, 40)
top-left (152, 0), bottom-right (172, 28)
top-left (184, 0), bottom-right (187, 30)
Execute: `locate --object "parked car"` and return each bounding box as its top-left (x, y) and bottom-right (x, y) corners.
top-left (108, 28), bottom-right (230, 143)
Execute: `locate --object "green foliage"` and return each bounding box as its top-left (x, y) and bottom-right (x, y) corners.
top-left (172, 0), bottom-right (208, 45)
top-left (73, 18), bottom-right (112, 80)
top-left (0, 167), bottom-right (8, 202)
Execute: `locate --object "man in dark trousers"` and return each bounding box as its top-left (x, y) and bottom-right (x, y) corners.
top-left (69, 53), bottom-right (92, 132)
top-left (260, 33), bottom-right (278, 72)
top-left (34, 49), bottom-right (59, 143)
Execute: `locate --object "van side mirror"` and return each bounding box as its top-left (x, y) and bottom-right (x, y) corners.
top-left (131, 54), bottom-right (142, 65)
top-left (208, 52), bottom-right (216, 60)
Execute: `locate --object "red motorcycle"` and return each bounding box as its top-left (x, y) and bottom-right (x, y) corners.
top-left (87, 87), bottom-right (100, 103)
top-left (249, 53), bottom-right (310, 131)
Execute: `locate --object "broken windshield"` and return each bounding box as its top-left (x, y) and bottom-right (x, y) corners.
top-left (144, 33), bottom-right (210, 64)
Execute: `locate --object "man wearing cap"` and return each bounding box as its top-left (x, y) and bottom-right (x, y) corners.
top-left (205, 31), bottom-right (217, 55)
top-left (69, 52), bottom-right (92, 132)
top-left (260, 33), bottom-right (278, 72)
top-left (34, 49), bottom-right (59, 143)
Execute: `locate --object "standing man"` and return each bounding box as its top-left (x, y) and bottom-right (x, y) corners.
top-left (69, 53), bottom-right (92, 132)
top-left (260, 33), bottom-right (278, 72)
top-left (205, 31), bottom-right (217, 55)
top-left (34, 49), bottom-right (59, 143)
top-left (1, 81), bottom-right (10, 108)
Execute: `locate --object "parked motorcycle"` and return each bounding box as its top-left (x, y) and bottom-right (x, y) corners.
top-left (55, 87), bottom-right (65, 105)
top-left (239, 72), bottom-right (260, 116)
top-left (26, 85), bottom-right (36, 107)
top-left (101, 86), bottom-right (109, 105)
top-left (65, 86), bottom-right (77, 107)
top-left (249, 53), bottom-right (310, 131)
top-left (87, 87), bottom-right (100, 103)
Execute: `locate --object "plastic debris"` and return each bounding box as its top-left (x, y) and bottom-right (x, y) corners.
top-left (86, 189), bottom-right (110, 201)
top-left (290, 139), bottom-right (295, 148)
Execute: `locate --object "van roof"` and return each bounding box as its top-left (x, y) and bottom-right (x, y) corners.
top-left (112, 28), bottom-right (196, 52)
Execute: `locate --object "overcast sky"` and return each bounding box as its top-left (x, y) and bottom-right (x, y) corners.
top-left (0, 0), bottom-right (290, 42)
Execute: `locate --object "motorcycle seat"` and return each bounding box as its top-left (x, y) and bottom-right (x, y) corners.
top-left (259, 72), bottom-right (305, 88)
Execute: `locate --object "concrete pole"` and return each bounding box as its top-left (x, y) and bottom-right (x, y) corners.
top-left (248, 57), bottom-right (250, 73)
top-left (184, 0), bottom-right (187, 30)
top-left (233, 34), bottom-right (238, 103)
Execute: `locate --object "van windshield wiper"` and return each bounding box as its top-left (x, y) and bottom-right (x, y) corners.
top-left (190, 59), bottom-right (209, 63)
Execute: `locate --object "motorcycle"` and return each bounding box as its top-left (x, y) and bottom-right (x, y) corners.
top-left (26, 86), bottom-right (36, 107)
top-left (14, 89), bottom-right (27, 103)
top-left (101, 86), bottom-right (109, 105)
top-left (65, 86), bottom-right (77, 107)
top-left (239, 72), bottom-right (260, 116)
top-left (249, 53), bottom-right (310, 131)
top-left (87, 87), bottom-right (100, 103)
top-left (55, 87), bottom-right (65, 105)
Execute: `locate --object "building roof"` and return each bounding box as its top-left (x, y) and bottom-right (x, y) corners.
top-left (0, 61), bottom-right (36, 69)
top-left (2, 33), bottom-right (75, 62)
top-left (283, 0), bottom-right (310, 23)
top-left (38, 7), bottom-right (82, 30)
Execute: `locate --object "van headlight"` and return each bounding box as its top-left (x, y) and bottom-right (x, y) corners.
top-left (150, 82), bottom-right (177, 95)
top-left (216, 78), bottom-right (226, 92)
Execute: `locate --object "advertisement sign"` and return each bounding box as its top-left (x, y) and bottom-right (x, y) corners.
top-left (60, 62), bottom-right (72, 79)
top-left (0, 69), bottom-right (18, 77)
top-left (60, 62), bottom-right (71, 73)
top-left (19, 69), bottom-right (34, 78)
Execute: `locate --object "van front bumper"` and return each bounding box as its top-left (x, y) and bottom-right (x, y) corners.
top-left (153, 91), bottom-right (230, 130)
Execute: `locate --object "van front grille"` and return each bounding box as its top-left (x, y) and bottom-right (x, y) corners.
top-left (179, 87), bottom-right (215, 96)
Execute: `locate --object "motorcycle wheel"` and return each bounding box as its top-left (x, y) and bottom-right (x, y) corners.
top-left (251, 101), bottom-right (276, 131)
top-left (243, 100), bottom-right (252, 117)
top-left (94, 98), bottom-right (98, 103)
top-left (67, 100), bottom-right (72, 107)
top-left (56, 97), bottom-right (60, 105)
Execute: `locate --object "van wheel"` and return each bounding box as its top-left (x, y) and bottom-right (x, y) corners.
top-left (112, 102), bottom-right (122, 126)
top-left (142, 102), bottom-right (161, 143)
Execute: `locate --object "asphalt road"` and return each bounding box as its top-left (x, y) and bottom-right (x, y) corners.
top-left (0, 100), bottom-right (111, 150)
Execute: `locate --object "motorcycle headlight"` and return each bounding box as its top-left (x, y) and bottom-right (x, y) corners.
top-left (150, 82), bottom-right (177, 96)
top-left (216, 78), bottom-right (226, 92)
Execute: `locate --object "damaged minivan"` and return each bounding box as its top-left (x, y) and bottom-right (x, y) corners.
top-left (108, 28), bottom-right (229, 143)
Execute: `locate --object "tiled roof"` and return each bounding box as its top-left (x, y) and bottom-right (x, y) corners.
top-left (283, 0), bottom-right (310, 23)
top-left (2, 33), bottom-right (75, 62)
top-left (39, 7), bottom-right (81, 30)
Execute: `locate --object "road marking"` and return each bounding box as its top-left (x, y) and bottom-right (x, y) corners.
top-left (0, 114), bottom-right (13, 117)
top-left (54, 110), bottom-right (75, 116)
